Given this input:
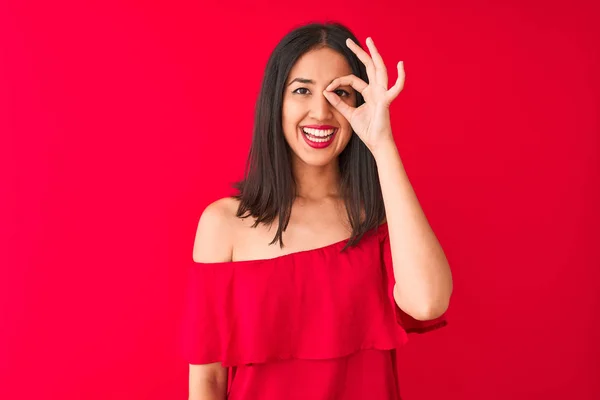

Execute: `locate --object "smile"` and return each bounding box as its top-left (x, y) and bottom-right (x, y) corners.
top-left (300, 127), bottom-right (337, 149)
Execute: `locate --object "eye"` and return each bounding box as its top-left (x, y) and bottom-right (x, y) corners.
top-left (292, 87), bottom-right (310, 95)
top-left (335, 89), bottom-right (350, 97)
top-left (292, 87), bottom-right (351, 97)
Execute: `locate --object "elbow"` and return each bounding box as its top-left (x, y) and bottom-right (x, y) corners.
top-left (393, 279), bottom-right (453, 321)
top-left (407, 299), bottom-right (449, 321)
top-left (394, 285), bottom-right (452, 321)
top-left (418, 287), bottom-right (453, 321)
top-left (420, 269), bottom-right (453, 320)
top-left (417, 302), bottom-right (449, 321)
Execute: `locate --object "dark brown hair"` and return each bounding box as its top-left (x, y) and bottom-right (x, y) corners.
top-left (232, 22), bottom-right (386, 250)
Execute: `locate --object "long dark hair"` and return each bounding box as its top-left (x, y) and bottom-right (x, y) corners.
top-left (232, 21), bottom-right (386, 250)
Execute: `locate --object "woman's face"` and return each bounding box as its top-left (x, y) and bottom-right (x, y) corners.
top-left (282, 47), bottom-right (357, 167)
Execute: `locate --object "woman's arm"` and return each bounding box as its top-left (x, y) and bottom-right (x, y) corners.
top-left (322, 38), bottom-right (453, 321)
top-left (188, 364), bottom-right (227, 400)
top-left (373, 139), bottom-right (453, 321)
top-left (188, 198), bottom-right (235, 399)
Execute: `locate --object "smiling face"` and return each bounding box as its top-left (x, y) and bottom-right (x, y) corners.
top-left (282, 46), bottom-right (357, 167)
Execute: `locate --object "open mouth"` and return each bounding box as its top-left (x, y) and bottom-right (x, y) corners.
top-left (300, 127), bottom-right (337, 144)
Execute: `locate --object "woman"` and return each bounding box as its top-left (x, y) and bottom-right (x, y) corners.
top-left (182, 22), bottom-right (453, 400)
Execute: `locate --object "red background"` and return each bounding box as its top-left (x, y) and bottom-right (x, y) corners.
top-left (2, 1), bottom-right (599, 399)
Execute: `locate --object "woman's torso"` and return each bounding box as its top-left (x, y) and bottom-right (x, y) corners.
top-left (195, 196), bottom-right (402, 400)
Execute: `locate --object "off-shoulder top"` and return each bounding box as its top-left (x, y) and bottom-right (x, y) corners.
top-left (180, 222), bottom-right (448, 399)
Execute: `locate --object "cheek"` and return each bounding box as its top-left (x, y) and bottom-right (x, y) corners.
top-left (282, 99), bottom-right (300, 125)
top-left (281, 102), bottom-right (302, 142)
top-left (283, 109), bottom-right (307, 143)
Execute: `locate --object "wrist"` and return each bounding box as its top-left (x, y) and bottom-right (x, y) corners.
top-left (370, 135), bottom-right (398, 161)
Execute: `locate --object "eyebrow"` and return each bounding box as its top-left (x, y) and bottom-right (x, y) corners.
top-left (287, 77), bottom-right (337, 87)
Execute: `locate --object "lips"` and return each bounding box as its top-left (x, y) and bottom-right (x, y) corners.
top-left (299, 126), bottom-right (338, 149)
top-left (302, 125), bottom-right (337, 130)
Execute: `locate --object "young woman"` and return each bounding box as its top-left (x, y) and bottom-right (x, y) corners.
top-left (182, 22), bottom-right (453, 400)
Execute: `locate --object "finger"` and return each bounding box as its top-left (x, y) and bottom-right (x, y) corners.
top-left (365, 37), bottom-right (388, 88)
top-left (322, 90), bottom-right (355, 123)
top-left (346, 38), bottom-right (376, 85)
top-left (386, 61), bottom-right (405, 103)
top-left (326, 74), bottom-right (368, 95)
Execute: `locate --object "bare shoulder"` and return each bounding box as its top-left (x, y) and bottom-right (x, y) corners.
top-left (192, 197), bottom-right (239, 263)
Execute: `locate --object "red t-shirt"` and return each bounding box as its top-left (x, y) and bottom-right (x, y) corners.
top-left (181, 222), bottom-right (448, 399)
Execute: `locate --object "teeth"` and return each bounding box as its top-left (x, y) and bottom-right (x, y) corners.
top-left (305, 135), bottom-right (332, 143)
top-left (302, 127), bottom-right (335, 137)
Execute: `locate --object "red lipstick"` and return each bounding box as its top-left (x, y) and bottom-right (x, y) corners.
top-left (299, 125), bottom-right (338, 149)
top-left (302, 125), bottom-right (337, 129)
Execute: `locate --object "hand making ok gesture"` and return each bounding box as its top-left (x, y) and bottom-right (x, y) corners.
top-left (323, 37), bottom-right (405, 154)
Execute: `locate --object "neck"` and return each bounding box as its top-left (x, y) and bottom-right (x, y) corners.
top-left (292, 156), bottom-right (341, 201)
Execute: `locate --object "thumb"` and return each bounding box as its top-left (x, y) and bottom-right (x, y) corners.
top-left (323, 90), bottom-right (354, 123)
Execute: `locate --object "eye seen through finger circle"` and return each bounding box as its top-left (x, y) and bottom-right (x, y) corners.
top-left (292, 87), bottom-right (351, 97)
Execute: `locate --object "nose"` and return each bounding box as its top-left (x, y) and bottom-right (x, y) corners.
top-left (309, 90), bottom-right (334, 121)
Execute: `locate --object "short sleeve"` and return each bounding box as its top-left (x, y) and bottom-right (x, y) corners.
top-left (378, 224), bottom-right (449, 334)
top-left (180, 260), bottom-right (229, 365)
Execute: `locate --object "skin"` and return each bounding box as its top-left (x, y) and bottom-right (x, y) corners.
top-left (282, 46), bottom-right (356, 175)
top-left (189, 37), bottom-right (453, 399)
top-left (188, 47), bottom-right (358, 400)
top-left (323, 38), bottom-right (452, 321)
top-left (228, 46), bottom-right (364, 263)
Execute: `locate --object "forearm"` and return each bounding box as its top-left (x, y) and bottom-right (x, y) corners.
top-left (189, 380), bottom-right (226, 400)
top-left (188, 365), bottom-right (227, 400)
top-left (372, 136), bottom-right (453, 320)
